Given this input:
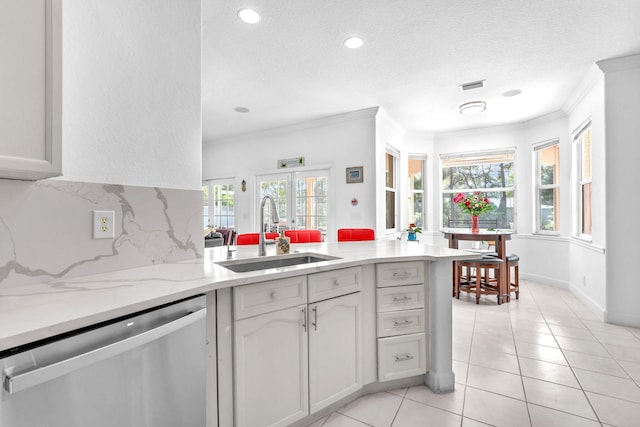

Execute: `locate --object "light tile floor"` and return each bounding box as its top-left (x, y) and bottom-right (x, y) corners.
top-left (305, 279), bottom-right (640, 427)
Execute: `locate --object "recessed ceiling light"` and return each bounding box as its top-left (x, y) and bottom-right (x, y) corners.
top-left (343, 36), bottom-right (364, 49)
top-left (502, 89), bottom-right (522, 97)
top-left (234, 107), bottom-right (250, 113)
top-left (237, 8), bottom-right (260, 24)
top-left (459, 101), bottom-right (486, 115)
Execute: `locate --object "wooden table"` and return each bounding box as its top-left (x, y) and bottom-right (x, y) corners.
top-left (442, 229), bottom-right (513, 304)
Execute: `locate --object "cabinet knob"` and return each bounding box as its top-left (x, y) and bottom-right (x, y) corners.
top-left (332, 279), bottom-right (339, 287)
top-left (269, 291), bottom-right (277, 299)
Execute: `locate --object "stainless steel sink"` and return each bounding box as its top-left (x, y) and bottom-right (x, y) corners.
top-left (216, 253), bottom-right (340, 273)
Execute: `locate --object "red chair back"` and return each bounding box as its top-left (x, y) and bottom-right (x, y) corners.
top-left (337, 228), bottom-right (375, 242)
top-left (284, 229), bottom-right (322, 243)
top-left (236, 232), bottom-right (279, 245)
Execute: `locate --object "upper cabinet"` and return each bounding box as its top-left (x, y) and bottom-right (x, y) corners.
top-left (0, 0), bottom-right (62, 180)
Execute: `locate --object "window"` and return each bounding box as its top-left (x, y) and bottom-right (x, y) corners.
top-left (385, 151), bottom-right (398, 230)
top-left (534, 140), bottom-right (560, 233)
top-left (441, 149), bottom-right (515, 229)
top-left (203, 179), bottom-right (235, 229)
top-left (574, 123), bottom-right (592, 237)
top-left (258, 170), bottom-right (329, 236)
top-left (408, 156), bottom-right (426, 228)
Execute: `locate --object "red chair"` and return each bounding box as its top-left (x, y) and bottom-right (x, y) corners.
top-left (337, 228), bottom-right (375, 242)
top-left (284, 229), bottom-right (322, 243)
top-left (236, 232), bottom-right (279, 245)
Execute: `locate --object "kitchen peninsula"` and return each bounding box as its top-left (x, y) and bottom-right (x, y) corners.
top-left (0, 240), bottom-right (475, 427)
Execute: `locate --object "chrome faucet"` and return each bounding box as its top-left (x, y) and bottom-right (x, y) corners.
top-left (258, 195), bottom-right (279, 256)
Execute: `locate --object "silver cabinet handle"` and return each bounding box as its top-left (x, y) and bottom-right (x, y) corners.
top-left (392, 296), bottom-right (412, 302)
top-left (312, 306), bottom-right (318, 331)
top-left (3, 308), bottom-right (206, 395)
top-left (394, 353), bottom-right (414, 362)
top-left (301, 307), bottom-right (307, 332)
top-left (393, 319), bottom-right (413, 326)
top-left (392, 271), bottom-right (411, 278)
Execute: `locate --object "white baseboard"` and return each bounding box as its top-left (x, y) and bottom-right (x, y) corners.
top-left (568, 283), bottom-right (606, 322)
top-left (604, 310), bottom-right (640, 328)
top-left (520, 272), bottom-right (569, 289)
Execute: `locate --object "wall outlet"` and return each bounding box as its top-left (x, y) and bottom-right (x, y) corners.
top-left (93, 210), bottom-right (115, 239)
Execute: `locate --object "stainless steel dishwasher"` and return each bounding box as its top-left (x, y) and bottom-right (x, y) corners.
top-left (0, 295), bottom-right (206, 427)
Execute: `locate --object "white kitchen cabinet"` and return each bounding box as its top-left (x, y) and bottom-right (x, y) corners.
top-left (0, 0), bottom-right (62, 180)
top-left (375, 262), bottom-right (428, 381)
top-left (234, 304), bottom-right (309, 427)
top-left (309, 292), bottom-right (362, 413)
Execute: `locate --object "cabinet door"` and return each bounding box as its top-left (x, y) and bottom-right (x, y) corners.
top-left (0, 0), bottom-right (62, 180)
top-left (234, 305), bottom-right (308, 427)
top-left (309, 292), bottom-right (363, 413)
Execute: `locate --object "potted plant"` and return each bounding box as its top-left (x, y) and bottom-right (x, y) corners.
top-left (406, 223), bottom-right (422, 241)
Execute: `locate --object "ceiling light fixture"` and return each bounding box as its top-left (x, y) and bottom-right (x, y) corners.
top-left (343, 36), bottom-right (364, 49)
top-left (459, 101), bottom-right (486, 115)
top-left (237, 8), bottom-right (260, 24)
top-left (234, 107), bottom-right (250, 113)
top-left (502, 89), bottom-right (522, 97)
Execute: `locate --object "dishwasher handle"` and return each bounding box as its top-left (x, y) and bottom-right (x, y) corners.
top-left (3, 307), bottom-right (206, 395)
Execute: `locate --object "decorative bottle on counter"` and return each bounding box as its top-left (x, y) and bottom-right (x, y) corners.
top-left (276, 231), bottom-right (290, 254)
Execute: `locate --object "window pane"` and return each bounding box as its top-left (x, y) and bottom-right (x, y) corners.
top-left (539, 188), bottom-right (559, 231)
top-left (582, 182), bottom-right (592, 235)
top-left (539, 145), bottom-right (559, 185)
top-left (385, 153), bottom-right (395, 188)
top-left (386, 190), bottom-right (395, 229)
top-left (441, 162), bottom-right (514, 190)
top-left (408, 159), bottom-right (423, 190)
top-left (582, 128), bottom-right (592, 180)
top-left (260, 179), bottom-right (286, 231)
top-left (408, 193), bottom-right (423, 227)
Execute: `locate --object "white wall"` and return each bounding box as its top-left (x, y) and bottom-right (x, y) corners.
top-left (567, 72), bottom-right (607, 317)
top-left (598, 54), bottom-right (640, 326)
top-left (60, 0), bottom-right (202, 190)
top-left (202, 108), bottom-right (378, 241)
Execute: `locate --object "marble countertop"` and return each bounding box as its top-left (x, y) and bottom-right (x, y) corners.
top-left (0, 240), bottom-right (475, 353)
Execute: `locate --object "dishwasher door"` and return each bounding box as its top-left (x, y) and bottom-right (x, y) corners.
top-left (0, 295), bottom-right (206, 427)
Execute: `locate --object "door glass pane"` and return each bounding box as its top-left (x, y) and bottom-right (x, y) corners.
top-left (386, 190), bottom-right (395, 229)
top-left (295, 175), bottom-right (328, 235)
top-left (259, 178), bottom-right (287, 232)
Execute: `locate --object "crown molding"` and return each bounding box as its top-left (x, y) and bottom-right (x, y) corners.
top-left (597, 53), bottom-right (640, 73)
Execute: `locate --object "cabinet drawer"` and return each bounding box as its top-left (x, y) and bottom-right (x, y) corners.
top-left (376, 284), bottom-right (424, 312)
top-left (376, 261), bottom-right (424, 288)
top-left (377, 309), bottom-right (425, 338)
top-left (308, 266), bottom-right (362, 303)
top-left (234, 276), bottom-right (307, 320)
top-left (377, 333), bottom-right (427, 382)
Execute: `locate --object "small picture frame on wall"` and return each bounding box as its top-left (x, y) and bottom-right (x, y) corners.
top-left (346, 166), bottom-right (364, 184)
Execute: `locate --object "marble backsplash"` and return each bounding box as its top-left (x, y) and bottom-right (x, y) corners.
top-left (0, 179), bottom-right (203, 289)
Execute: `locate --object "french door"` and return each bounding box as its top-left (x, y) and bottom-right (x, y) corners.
top-left (257, 170), bottom-right (329, 239)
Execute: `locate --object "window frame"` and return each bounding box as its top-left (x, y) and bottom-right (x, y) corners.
top-left (572, 121), bottom-right (592, 240)
top-left (407, 155), bottom-right (426, 230)
top-left (533, 139), bottom-right (560, 235)
top-left (440, 148), bottom-right (516, 230)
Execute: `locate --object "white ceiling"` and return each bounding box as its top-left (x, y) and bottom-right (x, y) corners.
top-left (202, 0), bottom-right (640, 143)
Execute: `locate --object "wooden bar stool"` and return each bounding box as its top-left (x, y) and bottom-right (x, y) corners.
top-left (456, 257), bottom-right (504, 304)
top-left (484, 253), bottom-right (519, 301)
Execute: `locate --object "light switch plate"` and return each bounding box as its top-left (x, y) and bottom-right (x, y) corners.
top-left (93, 210), bottom-right (115, 239)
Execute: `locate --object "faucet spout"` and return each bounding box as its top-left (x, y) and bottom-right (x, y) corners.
top-left (258, 195), bottom-right (279, 256)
